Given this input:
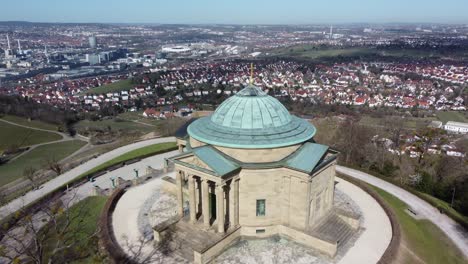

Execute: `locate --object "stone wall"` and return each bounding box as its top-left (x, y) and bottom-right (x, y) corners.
top-left (214, 144), bottom-right (301, 163)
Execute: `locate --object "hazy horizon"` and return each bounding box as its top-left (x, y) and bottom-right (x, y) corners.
top-left (3, 0), bottom-right (468, 25)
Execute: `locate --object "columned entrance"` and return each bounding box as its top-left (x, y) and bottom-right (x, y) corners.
top-left (175, 169), bottom-right (239, 233)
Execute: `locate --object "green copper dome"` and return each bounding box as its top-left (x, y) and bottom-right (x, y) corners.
top-left (188, 85), bottom-right (316, 149)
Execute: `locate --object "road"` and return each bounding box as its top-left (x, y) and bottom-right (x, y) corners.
top-left (336, 165), bottom-right (468, 258)
top-left (0, 136), bottom-right (176, 220)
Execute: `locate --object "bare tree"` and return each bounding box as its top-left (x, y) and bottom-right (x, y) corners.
top-left (23, 166), bottom-right (39, 190)
top-left (121, 231), bottom-right (182, 264)
top-left (0, 191), bottom-right (99, 264)
top-left (43, 156), bottom-right (63, 175)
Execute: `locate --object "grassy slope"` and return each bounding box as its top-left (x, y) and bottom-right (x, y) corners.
top-left (0, 122), bottom-right (62, 151)
top-left (0, 115), bottom-right (58, 130)
top-left (42, 196), bottom-right (107, 263)
top-left (418, 192), bottom-right (468, 227)
top-left (80, 141), bottom-right (177, 177)
top-left (371, 186), bottom-right (466, 264)
top-left (85, 79), bottom-right (133, 94)
top-left (436, 111), bottom-right (468, 123)
top-left (75, 118), bottom-right (156, 134)
top-left (0, 140), bottom-right (87, 186)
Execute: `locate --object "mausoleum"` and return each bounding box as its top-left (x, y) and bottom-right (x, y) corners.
top-left (154, 84), bottom-right (359, 263)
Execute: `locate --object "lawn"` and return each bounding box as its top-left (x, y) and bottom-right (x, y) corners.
top-left (0, 122), bottom-right (62, 152)
top-left (79, 141), bottom-right (177, 178)
top-left (0, 140), bottom-right (87, 186)
top-left (75, 118), bottom-right (156, 134)
top-left (84, 79), bottom-right (134, 94)
top-left (0, 114), bottom-right (59, 131)
top-left (436, 111), bottom-right (468, 124)
top-left (371, 186), bottom-right (466, 264)
top-left (41, 196), bottom-right (108, 263)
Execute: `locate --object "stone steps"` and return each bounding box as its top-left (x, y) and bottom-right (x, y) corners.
top-left (161, 218), bottom-right (224, 261)
top-left (311, 213), bottom-right (355, 246)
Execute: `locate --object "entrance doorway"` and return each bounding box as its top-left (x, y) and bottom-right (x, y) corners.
top-left (209, 192), bottom-right (217, 223)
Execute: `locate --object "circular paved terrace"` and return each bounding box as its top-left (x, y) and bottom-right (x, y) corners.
top-left (111, 173), bottom-right (392, 263)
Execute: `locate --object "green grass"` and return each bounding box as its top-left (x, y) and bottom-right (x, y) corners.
top-left (79, 141), bottom-right (177, 178)
top-left (419, 192), bottom-right (468, 228)
top-left (0, 122), bottom-right (62, 152)
top-left (436, 111), bottom-right (468, 124)
top-left (0, 140), bottom-right (87, 186)
top-left (75, 118), bottom-right (156, 134)
top-left (42, 196), bottom-right (107, 263)
top-left (370, 186), bottom-right (466, 264)
top-left (84, 79), bottom-right (133, 94)
top-left (0, 115), bottom-right (59, 131)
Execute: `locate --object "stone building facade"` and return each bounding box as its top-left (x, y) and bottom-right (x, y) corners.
top-left (154, 85), bottom-right (358, 263)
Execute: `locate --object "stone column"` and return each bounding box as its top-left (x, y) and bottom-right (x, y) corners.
top-left (188, 174), bottom-right (197, 223)
top-left (229, 180), bottom-right (238, 228)
top-left (201, 179), bottom-right (210, 228)
top-left (178, 144), bottom-right (183, 153)
top-left (216, 184), bottom-right (225, 233)
top-left (176, 170), bottom-right (184, 216)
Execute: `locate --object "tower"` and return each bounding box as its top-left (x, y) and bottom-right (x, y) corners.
top-left (6, 34), bottom-right (11, 50)
top-left (89, 36), bottom-right (97, 49)
top-left (4, 34), bottom-right (13, 58)
top-left (329, 25), bottom-right (333, 39)
top-left (17, 39), bottom-right (21, 54)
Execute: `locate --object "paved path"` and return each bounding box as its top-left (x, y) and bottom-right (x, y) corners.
top-left (337, 165), bottom-right (468, 258)
top-left (0, 118), bottom-right (89, 162)
top-left (0, 137), bottom-right (176, 219)
top-left (335, 177), bottom-right (392, 264)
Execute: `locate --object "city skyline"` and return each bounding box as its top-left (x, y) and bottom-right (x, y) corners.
top-left (2, 0), bottom-right (468, 24)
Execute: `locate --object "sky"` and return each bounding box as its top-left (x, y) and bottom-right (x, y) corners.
top-left (3, 0), bottom-right (468, 24)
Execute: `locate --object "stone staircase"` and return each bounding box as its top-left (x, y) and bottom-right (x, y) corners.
top-left (161, 217), bottom-right (223, 261)
top-left (310, 212), bottom-right (356, 247)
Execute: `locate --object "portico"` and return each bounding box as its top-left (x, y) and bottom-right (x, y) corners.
top-left (175, 167), bottom-right (240, 233)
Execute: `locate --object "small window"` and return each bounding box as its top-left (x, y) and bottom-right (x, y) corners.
top-left (256, 199), bottom-right (266, 216)
top-left (256, 229), bottom-right (266, 234)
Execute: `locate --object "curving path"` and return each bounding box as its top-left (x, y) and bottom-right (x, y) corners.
top-left (0, 136), bottom-right (176, 220)
top-left (0, 118), bottom-right (89, 162)
top-left (337, 165), bottom-right (468, 259)
top-left (335, 177), bottom-right (392, 264)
